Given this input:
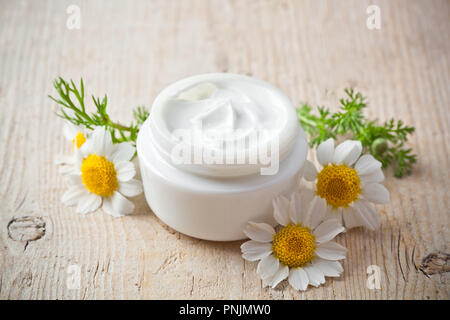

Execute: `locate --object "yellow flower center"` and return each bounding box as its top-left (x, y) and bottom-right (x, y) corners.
top-left (72, 132), bottom-right (86, 149)
top-left (316, 164), bottom-right (360, 208)
top-left (81, 154), bottom-right (118, 197)
top-left (272, 224), bottom-right (316, 268)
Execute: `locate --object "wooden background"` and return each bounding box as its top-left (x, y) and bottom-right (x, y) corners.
top-left (0, 0), bottom-right (448, 300)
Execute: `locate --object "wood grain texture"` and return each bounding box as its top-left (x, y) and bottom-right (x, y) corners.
top-left (0, 0), bottom-right (448, 299)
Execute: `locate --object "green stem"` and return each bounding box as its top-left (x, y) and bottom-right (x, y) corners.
top-left (106, 119), bottom-right (133, 132)
top-left (299, 116), bottom-right (318, 128)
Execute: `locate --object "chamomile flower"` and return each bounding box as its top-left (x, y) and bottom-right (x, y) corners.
top-left (56, 123), bottom-right (89, 174)
top-left (64, 122), bottom-right (88, 151)
top-left (61, 127), bottom-right (143, 217)
top-left (302, 138), bottom-right (389, 230)
top-left (241, 191), bottom-right (346, 291)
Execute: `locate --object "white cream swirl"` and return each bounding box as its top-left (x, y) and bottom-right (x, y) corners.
top-left (149, 74), bottom-right (299, 177)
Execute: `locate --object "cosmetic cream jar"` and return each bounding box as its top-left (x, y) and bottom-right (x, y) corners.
top-left (137, 73), bottom-right (307, 241)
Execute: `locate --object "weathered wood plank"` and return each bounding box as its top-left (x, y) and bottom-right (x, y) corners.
top-left (0, 0), bottom-right (448, 299)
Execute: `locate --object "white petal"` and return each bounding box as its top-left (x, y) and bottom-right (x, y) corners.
top-left (91, 127), bottom-right (113, 157)
top-left (316, 138), bottom-right (334, 166)
top-left (289, 192), bottom-right (300, 224)
top-left (353, 199), bottom-right (380, 230)
top-left (307, 195), bottom-right (327, 229)
top-left (266, 264), bottom-right (289, 289)
top-left (241, 241), bottom-right (272, 261)
top-left (115, 161), bottom-right (136, 182)
top-left (111, 143), bottom-right (135, 163)
top-left (304, 265), bottom-right (325, 287)
top-left (78, 139), bottom-right (93, 159)
top-left (273, 195), bottom-right (290, 226)
top-left (362, 183), bottom-right (390, 204)
top-left (291, 189), bottom-right (315, 225)
top-left (63, 123), bottom-right (78, 141)
top-left (302, 160), bottom-right (318, 181)
top-left (119, 179), bottom-right (143, 197)
top-left (336, 207), bottom-right (344, 224)
top-left (315, 241), bottom-right (347, 260)
top-left (257, 255), bottom-right (279, 280)
top-left (61, 185), bottom-right (88, 206)
top-left (360, 168), bottom-right (385, 186)
top-left (102, 191), bottom-right (134, 217)
top-left (355, 154), bottom-right (381, 175)
top-left (312, 258), bottom-right (343, 277)
top-left (76, 193), bottom-right (102, 214)
top-left (59, 165), bottom-right (79, 175)
top-left (342, 206), bottom-right (365, 229)
top-left (243, 222), bottom-right (275, 242)
top-left (74, 153), bottom-right (83, 169)
top-left (288, 267), bottom-right (309, 291)
top-left (324, 206), bottom-right (344, 225)
top-left (55, 154), bottom-right (75, 165)
top-left (313, 219), bottom-right (345, 243)
top-left (104, 143), bottom-right (115, 159)
top-left (332, 140), bottom-right (362, 166)
top-left (91, 127), bottom-right (107, 155)
top-left (65, 174), bottom-right (82, 185)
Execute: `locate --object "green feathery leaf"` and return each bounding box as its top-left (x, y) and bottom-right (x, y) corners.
top-left (49, 77), bottom-right (149, 147)
top-left (297, 89), bottom-right (416, 178)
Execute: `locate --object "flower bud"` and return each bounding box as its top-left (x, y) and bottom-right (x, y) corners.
top-left (371, 138), bottom-right (388, 155)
